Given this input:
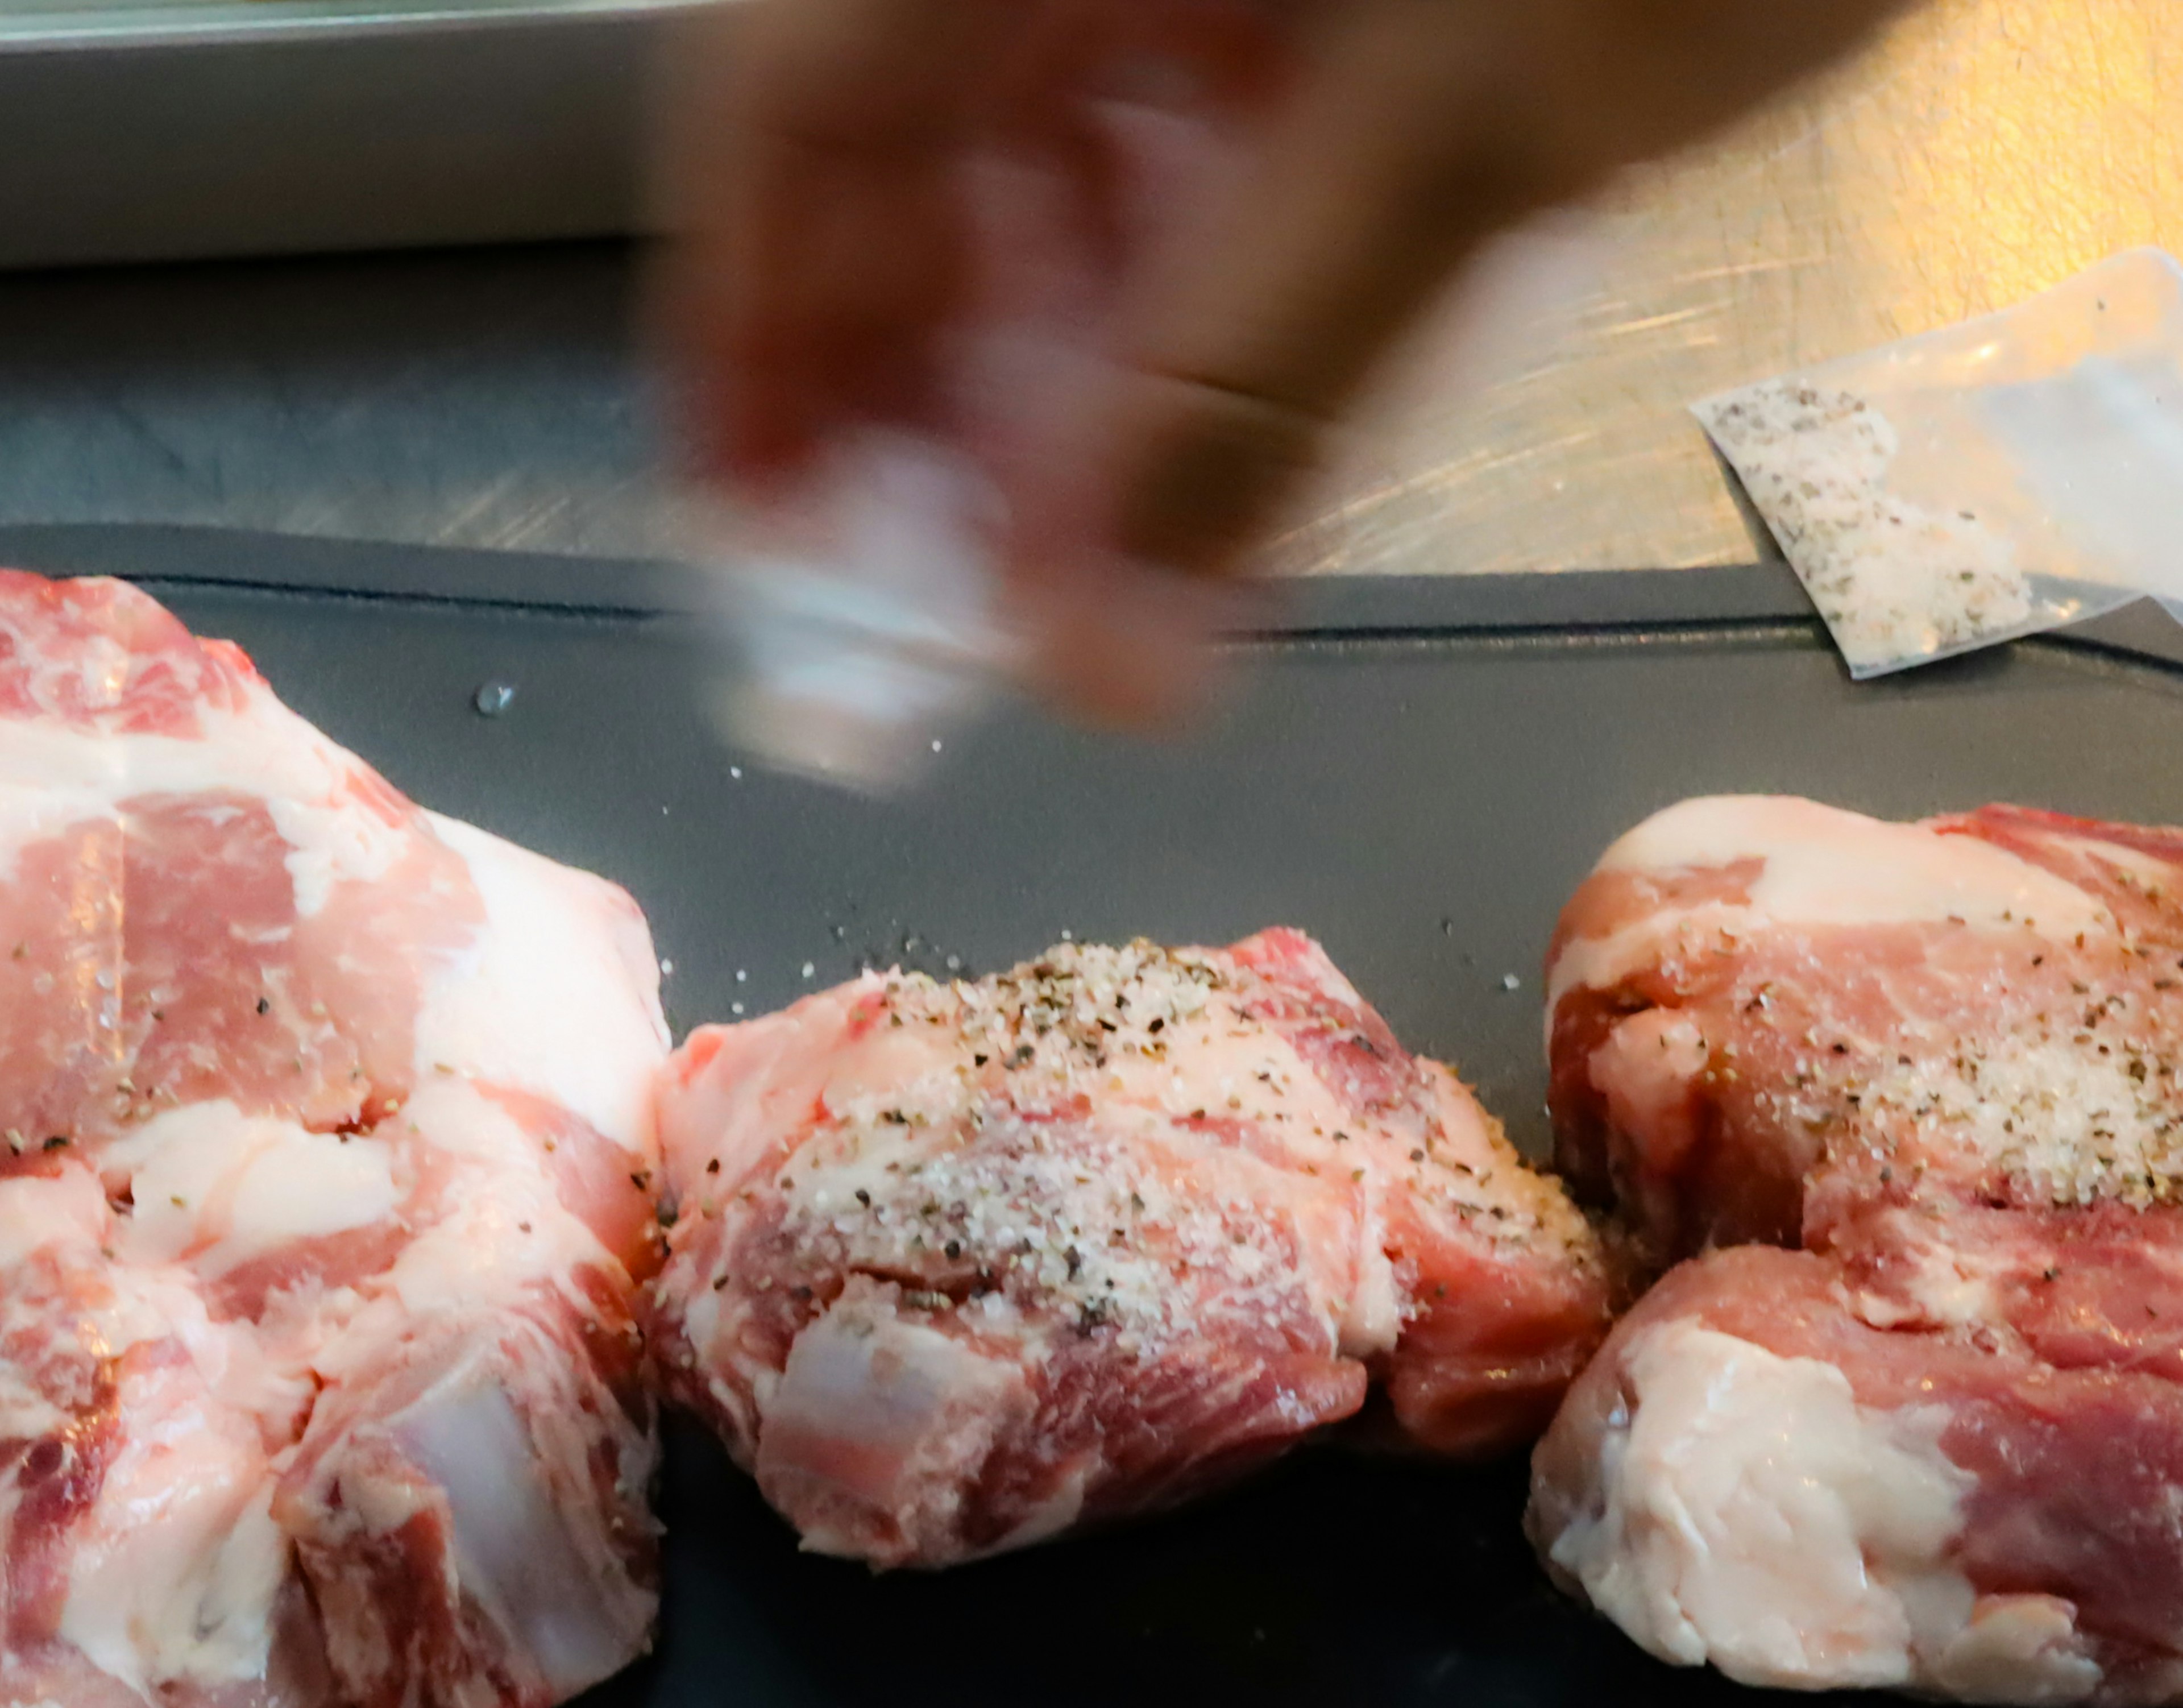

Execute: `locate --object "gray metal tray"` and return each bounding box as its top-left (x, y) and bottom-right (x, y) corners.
top-left (6, 520), bottom-right (2182, 1706)
top-left (0, 2), bottom-right (683, 269)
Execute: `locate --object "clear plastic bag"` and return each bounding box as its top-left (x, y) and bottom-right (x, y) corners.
top-left (684, 430), bottom-right (1017, 791)
top-left (1695, 248), bottom-right (2183, 678)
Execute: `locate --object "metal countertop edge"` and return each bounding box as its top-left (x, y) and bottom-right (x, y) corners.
top-left (2, 522), bottom-right (2180, 675)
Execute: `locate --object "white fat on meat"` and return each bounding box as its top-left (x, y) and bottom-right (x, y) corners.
top-left (1549, 796), bottom-right (2113, 1016)
top-left (0, 710), bottom-right (408, 917)
top-left (389, 1362), bottom-right (642, 1697)
top-left (369, 1079), bottom-right (613, 1323)
top-left (57, 1367), bottom-right (289, 1697)
top-left (0, 1167), bottom-right (106, 1271)
top-left (757, 1283), bottom-right (1038, 1562)
top-left (0, 1174), bottom-right (252, 1387)
top-left (414, 814), bottom-right (667, 1153)
top-left (1543, 1321), bottom-right (2101, 1701)
top-left (106, 1101), bottom-right (401, 1275)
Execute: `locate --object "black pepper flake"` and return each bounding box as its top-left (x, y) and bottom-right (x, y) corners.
top-left (705, 1158), bottom-right (721, 1175)
top-left (854, 1188), bottom-right (872, 1207)
top-left (944, 1239), bottom-right (963, 1260)
top-left (973, 1054), bottom-right (989, 1068)
top-left (712, 1275), bottom-right (729, 1291)
top-left (630, 1170), bottom-right (652, 1191)
top-left (1147, 1018), bottom-right (1165, 1034)
top-left (41, 1135), bottom-right (67, 1151)
top-left (256, 996), bottom-right (271, 1015)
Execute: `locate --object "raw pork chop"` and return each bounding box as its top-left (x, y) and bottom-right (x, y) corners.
top-left (1532, 795), bottom-right (2183, 1701)
top-left (650, 930), bottom-right (1615, 1568)
top-left (0, 574), bottom-right (669, 1708)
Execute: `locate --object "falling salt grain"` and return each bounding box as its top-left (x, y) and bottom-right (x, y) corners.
top-left (801, 961), bottom-right (816, 979)
top-left (1501, 973), bottom-right (1521, 992)
top-left (931, 739), bottom-right (944, 753)
top-left (660, 959), bottom-right (675, 976)
top-left (736, 968), bottom-right (748, 982)
top-left (729, 766), bottom-right (744, 780)
top-left (731, 1002), bottom-right (745, 1016)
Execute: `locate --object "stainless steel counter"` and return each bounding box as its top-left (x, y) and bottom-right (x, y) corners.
top-left (1288, 0), bottom-right (2183, 577)
top-left (0, 244), bottom-right (671, 557)
top-left (0, 0), bottom-right (2176, 572)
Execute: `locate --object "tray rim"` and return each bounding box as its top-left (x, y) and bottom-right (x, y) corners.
top-left (1, 520), bottom-right (2179, 675)
top-left (0, 0), bottom-right (691, 55)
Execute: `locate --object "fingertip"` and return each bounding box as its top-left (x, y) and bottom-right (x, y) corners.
top-left (1105, 372), bottom-right (1327, 580)
top-left (1014, 552), bottom-right (1266, 733)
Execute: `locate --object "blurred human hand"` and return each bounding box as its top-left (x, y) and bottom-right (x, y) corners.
top-left (660, 0), bottom-right (1910, 726)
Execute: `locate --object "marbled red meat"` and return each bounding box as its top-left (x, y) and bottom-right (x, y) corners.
top-left (0, 572), bottom-right (670, 1707)
top-left (650, 929), bottom-right (1615, 1568)
top-left (1531, 795), bottom-right (2183, 1702)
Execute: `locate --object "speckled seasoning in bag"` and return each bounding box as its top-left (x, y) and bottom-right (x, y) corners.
top-left (1695, 249), bottom-right (2183, 678)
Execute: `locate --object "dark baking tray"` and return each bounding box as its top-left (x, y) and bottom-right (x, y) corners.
top-left (6, 521), bottom-right (2182, 1708)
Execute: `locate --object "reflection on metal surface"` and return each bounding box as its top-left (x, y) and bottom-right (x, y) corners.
top-left (0, 0), bottom-right (2172, 573)
top-left (1285, 0), bottom-right (2183, 578)
top-left (0, 246), bottom-right (667, 559)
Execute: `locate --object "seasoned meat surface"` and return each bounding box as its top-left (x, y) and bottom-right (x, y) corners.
top-left (653, 928), bottom-right (1613, 1567)
top-left (1534, 795), bottom-right (2183, 1701)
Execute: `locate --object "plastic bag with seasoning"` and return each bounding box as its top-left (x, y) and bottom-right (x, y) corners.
top-left (1694, 248), bottom-right (2183, 678)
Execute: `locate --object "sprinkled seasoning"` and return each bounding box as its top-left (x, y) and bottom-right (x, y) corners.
top-left (729, 939), bottom-right (1593, 1357)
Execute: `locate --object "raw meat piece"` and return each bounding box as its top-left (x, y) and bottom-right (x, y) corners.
top-left (650, 928), bottom-right (1615, 1568)
top-left (0, 573), bottom-right (669, 1707)
top-left (1532, 795), bottom-right (2183, 1701)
